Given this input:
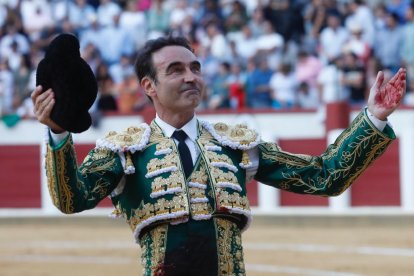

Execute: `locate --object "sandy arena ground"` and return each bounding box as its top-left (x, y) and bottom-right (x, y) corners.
top-left (1, 215), bottom-right (413, 276)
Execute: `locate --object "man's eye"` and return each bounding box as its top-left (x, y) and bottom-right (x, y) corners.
top-left (170, 67), bottom-right (184, 73)
top-left (192, 66), bottom-right (201, 73)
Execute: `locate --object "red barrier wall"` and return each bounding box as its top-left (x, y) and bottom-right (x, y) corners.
top-left (351, 139), bottom-right (400, 206)
top-left (0, 145), bottom-right (41, 208)
top-left (0, 138), bottom-right (401, 209)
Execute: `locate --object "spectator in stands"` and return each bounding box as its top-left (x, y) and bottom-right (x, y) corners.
top-left (297, 81), bottom-right (320, 109)
top-left (96, 0), bottom-right (121, 27)
top-left (232, 25), bottom-right (257, 64)
top-left (224, 0), bottom-right (248, 33)
top-left (318, 11), bottom-right (350, 65)
top-left (19, 0), bottom-right (54, 41)
top-left (263, 0), bottom-right (304, 44)
top-left (12, 54), bottom-right (32, 108)
top-left (374, 11), bottom-right (403, 75)
top-left (208, 61), bottom-right (231, 109)
top-left (169, 0), bottom-right (191, 30)
top-left (340, 51), bottom-right (367, 105)
top-left (342, 22), bottom-right (371, 65)
top-left (109, 55), bottom-right (135, 85)
top-left (198, 0), bottom-right (223, 29)
top-left (79, 15), bottom-right (102, 52)
top-left (68, 0), bottom-right (97, 33)
top-left (119, 0), bottom-right (147, 49)
top-left (345, 0), bottom-right (375, 47)
top-left (0, 4), bottom-right (7, 28)
top-left (386, 0), bottom-right (411, 24)
top-left (303, 0), bottom-right (330, 53)
top-left (0, 59), bottom-right (14, 115)
top-left (246, 56), bottom-right (273, 108)
top-left (269, 62), bottom-right (298, 109)
top-left (227, 62), bottom-right (247, 109)
top-left (96, 13), bottom-right (135, 65)
top-left (80, 42), bottom-right (102, 75)
top-left (373, 3), bottom-right (388, 31)
top-left (147, 0), bottom-right (171, 38)
top-left (201, 22), bottom-right (229, 61)
top-left (248, 7), bottom-right (266, 38)
top-left (116, 71), bottom-right (148, 114)
top-left (295, 49), bottom-right (323, 89)
top-left (0, 24), bottom-right (30, 58)
top-left (96, 76), bottom-right (118, 112)
top-left (255, 20), bottom-right (284, 71)
top-left (317, 55), bottom-right (346, 105)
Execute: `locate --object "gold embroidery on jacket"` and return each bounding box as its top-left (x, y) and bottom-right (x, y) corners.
top-left (47, 139), bottom-right (75, 213)
top-left (217, 190), bottom-right (250, 210)
top-left (155, 139), bottom-right (174, 151)
top-left (80, 156), bottom-right (116, 175)
top-left (46, 146), bottom-right (59, 208)
top-left (260, 112), bottom-right (393, 195)
top-left (215, 218), bottom-right (245, 275)
top-left (146, 154), bottom-right (179, 175)
top-left (151, 171), bottom-right (185, 197)
top-left (211, 167), bottom-right (238, 184)
top-left (90, 178), bottom-right (112, 198)
top-left (213, 122), bottom-right (258, 146)
top-left (139, 224), bottom-right (168, 276)
top-left (188, 161), bottom-right (213, 218)
top-left (127, 194), bottom-right (188, 231)
top-left (206, 151), bottom-right (236, 167)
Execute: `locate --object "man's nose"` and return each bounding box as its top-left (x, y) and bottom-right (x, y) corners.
top-left (184, 68), bottom-right (197, 82)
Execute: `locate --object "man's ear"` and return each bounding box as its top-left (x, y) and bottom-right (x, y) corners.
top-left (141, 77), bottom-right (156, 99)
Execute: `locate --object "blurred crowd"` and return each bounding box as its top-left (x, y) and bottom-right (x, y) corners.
top-left (1, 0), bottom-right (414, 128)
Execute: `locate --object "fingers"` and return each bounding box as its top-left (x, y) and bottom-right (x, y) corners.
top-left (373, 71), bottom-right (384, 90)
top-left (39, 92), bottom-right (55, 120)
top-left (397, 68), bottom-right (406, 91)
top-left (390, 68), bottom-right (406, 100)
top-left (34, 89), bottom-right (53, 113)
top-left (389, 68), bottom-right (406, 87)
top-left (32, 86), bottom-right (56, 125)
top-left (30, 85), bottom-right (43, 104)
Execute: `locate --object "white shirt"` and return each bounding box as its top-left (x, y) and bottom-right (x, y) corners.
top-left (155, 114), bottom-right (199, 165)
top-left (269, 72), bottom-right (298, 103)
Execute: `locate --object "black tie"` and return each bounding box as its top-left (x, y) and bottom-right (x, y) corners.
top-left (172, 130), bottom-right (193, 178)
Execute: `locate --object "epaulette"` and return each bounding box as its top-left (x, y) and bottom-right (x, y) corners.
top-left (96, 124), bottom-right (151, 174)
top-left (201, 121), bottom-right (261, 169)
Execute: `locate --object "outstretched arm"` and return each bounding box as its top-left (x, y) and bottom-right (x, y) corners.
top-left (367, 68), bottom-right (406, 121)
top-left (32, 85), bottom-right (124, 213)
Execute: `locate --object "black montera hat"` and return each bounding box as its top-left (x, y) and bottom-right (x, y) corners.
top-left (36, 33), bottom-right (97, 133)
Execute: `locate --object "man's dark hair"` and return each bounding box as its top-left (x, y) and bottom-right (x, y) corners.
top-left (134, 36), bottom-right (193, 84)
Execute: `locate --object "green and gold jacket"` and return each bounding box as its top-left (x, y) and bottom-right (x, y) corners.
top-left (45, 110), bottom-right (395, 242)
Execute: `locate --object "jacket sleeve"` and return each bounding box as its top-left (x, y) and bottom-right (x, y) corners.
top-left (254, 110), bottom-right (396, 196)
top-left (45, 134), bottom-right (125, 214)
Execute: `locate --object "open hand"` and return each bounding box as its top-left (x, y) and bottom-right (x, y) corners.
top-left (367, 68), bottom-right (406, 121)
top-left (31, 85), bottom-right (65, 133)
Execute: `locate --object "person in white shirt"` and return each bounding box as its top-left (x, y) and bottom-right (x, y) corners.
top-left (319, 12), bottom-right (350, 64)
top-left (269, 62), bottom-right (298, 109)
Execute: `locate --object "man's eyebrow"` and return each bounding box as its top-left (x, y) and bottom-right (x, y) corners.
top-left (165, 61), bottom-right (182, 72)
top-left (165, 60), bottom-right (201, 72)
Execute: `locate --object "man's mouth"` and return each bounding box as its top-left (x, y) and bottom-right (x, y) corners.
top-left (181, 86), bottom-right (200, 94)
